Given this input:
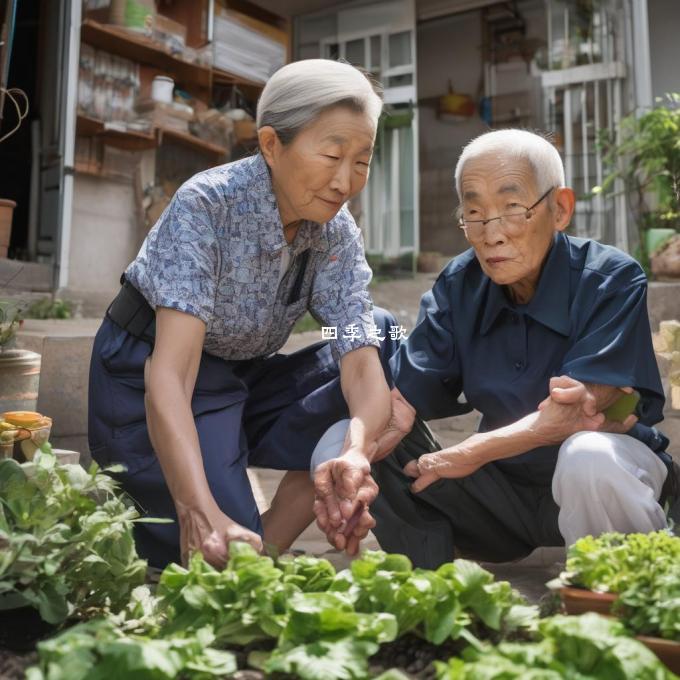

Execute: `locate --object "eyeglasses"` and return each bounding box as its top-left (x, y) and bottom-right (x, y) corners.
top-left (458, 186), bottom-right (555, 242)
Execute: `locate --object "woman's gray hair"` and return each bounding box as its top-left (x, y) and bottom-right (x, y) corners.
top-left (454, 129), bottom-right (566, 197)
top-left (256, 59), bottom-right (383, 145)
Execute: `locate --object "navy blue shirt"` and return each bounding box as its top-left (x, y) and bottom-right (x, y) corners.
top-left (390, 232), bottom-right (666, 484)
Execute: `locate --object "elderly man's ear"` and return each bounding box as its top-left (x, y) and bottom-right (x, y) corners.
top-left (553, 187), bottom-right (576, 232)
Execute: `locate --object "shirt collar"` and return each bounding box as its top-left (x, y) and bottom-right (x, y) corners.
top-left (249, 153), bottom-right (329, 256)
top-left (480, 232), bottom-right (571, 336)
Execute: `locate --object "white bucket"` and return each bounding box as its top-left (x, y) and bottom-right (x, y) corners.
top-left (151, 76), bottom-right (174, 104)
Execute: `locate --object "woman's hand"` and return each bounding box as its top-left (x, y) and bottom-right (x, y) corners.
top-left (177, 501), bottom-right (263, 569)
top-left (403, 446), bottom-right (483, 493)
top-left (373, 388), bottom-right (417, 462)
top-left (313, 446), bottom-right (378, 555)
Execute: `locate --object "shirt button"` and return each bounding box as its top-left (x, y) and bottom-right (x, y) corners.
top-left (514, 360), bottom-right (524, 370)
top-left (511, 314), bottom-right (519, 323)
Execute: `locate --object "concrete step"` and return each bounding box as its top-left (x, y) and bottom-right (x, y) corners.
top-left (0, 258), bottom-right (52, 292)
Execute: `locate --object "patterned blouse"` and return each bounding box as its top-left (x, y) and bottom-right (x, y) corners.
top-left (125, 152), bottom-right (379, 362)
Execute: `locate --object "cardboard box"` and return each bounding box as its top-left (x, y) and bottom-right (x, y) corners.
top-left (137, 99), bottom-right (193, 133)
top-left (233, 119), bottom-right (257, 142)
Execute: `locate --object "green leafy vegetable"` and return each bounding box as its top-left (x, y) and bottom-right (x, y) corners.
top-left (334, 551), bottom-right (536, 644)
top-left (28, 541), bottom-right (679, 680)
top-left (265, 638), bottom-right (380, 680)
top-left (555, 531), bottom-right (680, 640)
top-left (157, 545), bottom-right (299, 644)
top-left (436, 613), bottom-right (677, 679)
top-left (156, 547), bottom-right (538, 678)
top-left (0, 452), bottom-right (146, 624)
top-left (24, 619), bottom-right (236, 680)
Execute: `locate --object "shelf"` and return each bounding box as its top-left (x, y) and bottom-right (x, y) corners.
top-left (74, 161), bottom-right (102, 177)
top-left (80, 19), bottom-right (212, 91)
top-left (81, 19), bottom-right (273, 97)
top-left (76, 114), bottom-right (157, 151)
top-left (210, 67), bottom-right (264, 102)
top-left (156, 127), bottom-right (228, 158)
top-left (77, 114), bottom-right (229, 159)
top-left (540, 61), bottom-right (627, 88)
top-left (74, 162), bottom-right (131, 183)
top-left (212, 67), bottom-right (264, 89)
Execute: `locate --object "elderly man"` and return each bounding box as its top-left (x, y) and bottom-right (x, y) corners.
top-left (313, 129), bottom-right (675, 568)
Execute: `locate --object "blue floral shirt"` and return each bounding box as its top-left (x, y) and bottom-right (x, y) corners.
top-left (126, 153), bottom-right (379, 361)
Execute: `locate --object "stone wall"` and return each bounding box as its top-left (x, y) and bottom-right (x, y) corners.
top-left (654, 320), bottom-right (680, 462)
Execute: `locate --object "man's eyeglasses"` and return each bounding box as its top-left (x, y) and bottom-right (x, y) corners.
top-left (458, 186), bottom-right (556, 242)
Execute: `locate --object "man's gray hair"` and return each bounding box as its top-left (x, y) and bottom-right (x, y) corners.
top-left (454, 129), bottom-right (566, 198)
top-left (256, 59), bottom-right (383, 145)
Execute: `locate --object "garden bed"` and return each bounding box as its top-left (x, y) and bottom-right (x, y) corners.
top-left (1, 450), bottom-right (679, 679)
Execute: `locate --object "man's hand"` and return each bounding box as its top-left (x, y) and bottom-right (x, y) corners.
top-left (403, 446), bottom-right (483, 493)
top-left (313, 447), bottom-right (378, 555)
top-left (177, 502), bottom-right (263, 569)
top-left (374, 388), bottom-right (416, 462)
top-left (537, 375), bottom-right (638, 436)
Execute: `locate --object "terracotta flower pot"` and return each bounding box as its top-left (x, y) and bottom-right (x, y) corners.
top-left (636, 635), bottom-right (680, 674)
top-left (0, 199), bottom-right (16, 259)
top-left (559, 586), bottom-right (617, 616)
top-left (560, 588), bottom-right (680, 672)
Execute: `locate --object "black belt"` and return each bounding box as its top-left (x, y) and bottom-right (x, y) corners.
top-left (106, 275), bottom-right (156, 346)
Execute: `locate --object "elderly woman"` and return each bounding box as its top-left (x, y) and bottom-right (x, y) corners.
top-left (88, 59), bottom-right (396, 568)
top-left (315, 129), bottom-right (675, 568)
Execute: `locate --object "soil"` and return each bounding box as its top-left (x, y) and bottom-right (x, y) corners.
top-left (369, 634), bottom-right (467, 679)
top-left (0, 649), bottom-right (37, 680)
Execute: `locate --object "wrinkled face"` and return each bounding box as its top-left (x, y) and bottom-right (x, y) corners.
top-left (265, 107), bottom-right (375, 225)
top-left (459, 154), bottom-right (564, 292)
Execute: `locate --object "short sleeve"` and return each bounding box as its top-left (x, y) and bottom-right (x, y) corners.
top-left (390, 274), bottom-right (470, 420)
top-left (309, 209), bottom-right (380, 361)
top-left (560, 264), bottom-right (665, 425)
top-left (127, 185), bottom-right (219, 324)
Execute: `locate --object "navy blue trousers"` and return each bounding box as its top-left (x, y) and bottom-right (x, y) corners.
top-left (88, 308), bottom-right (398, 568)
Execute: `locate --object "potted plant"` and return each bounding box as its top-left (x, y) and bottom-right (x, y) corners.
top-left (592, 93), bottom-right (679, 275)
top-left (0, 299), bottom-right (42, 414)
top-left (0, 448), bottom-right (147, 650)
top-left (550, 531), bottom-right (680, 672)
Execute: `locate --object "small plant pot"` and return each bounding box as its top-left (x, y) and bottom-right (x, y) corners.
top-left (636, 635), bottom-right (680, 674)
top-left (559, 586), bottom-right (617, 616)
top-left (560, 588), bottom-right (680, 672)
top-left (0, 199), bottom-right (16, 259)
top-left (0, 605), bottom-right (57, 653)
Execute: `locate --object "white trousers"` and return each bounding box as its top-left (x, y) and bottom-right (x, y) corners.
top-left (552, 431), bottom-right (668, 547)
top-left (310, 419), bottom-right (351, 477)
